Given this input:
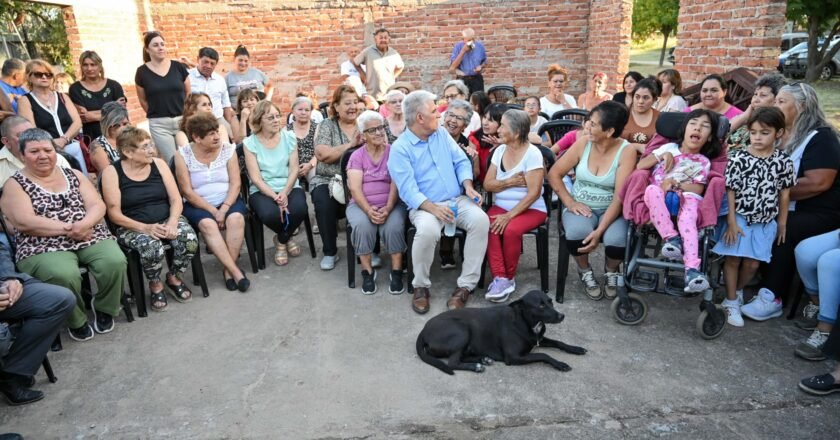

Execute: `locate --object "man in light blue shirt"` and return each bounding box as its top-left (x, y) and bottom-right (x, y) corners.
top-left (448, 28), bottom-right (487, 95)
top-left (388, 90), bottom-right (488, 314)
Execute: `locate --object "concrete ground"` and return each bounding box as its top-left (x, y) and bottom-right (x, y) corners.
top-left (2, 224), bottom-right (839, 439)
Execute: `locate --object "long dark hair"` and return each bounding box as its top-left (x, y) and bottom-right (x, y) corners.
top-left (678, 109), bottom-right (722, 159)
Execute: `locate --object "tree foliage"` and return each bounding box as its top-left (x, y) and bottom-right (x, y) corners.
top-left (0, 0), bottom-right (73, 75)
top-left (787, 0), bottom-right (840, 81)
top-left (632, 0), bottom-right (680, 66)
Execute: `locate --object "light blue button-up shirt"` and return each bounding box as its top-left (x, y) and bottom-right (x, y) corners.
top-left (388, 126), bottom-right (474, 210)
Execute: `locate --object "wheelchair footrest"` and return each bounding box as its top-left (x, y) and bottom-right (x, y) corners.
top-left (628, 269), bottom-right (658, 292)
top-left (664, 273), bottom-right (700, 297)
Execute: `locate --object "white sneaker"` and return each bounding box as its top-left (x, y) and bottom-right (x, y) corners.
top-left (486, 277), bottom-right (515, 302)
top-left (320, 254), bottom-right (340, 270)
top-left (722, 299), bottom-right (744, 327)
top-left (740, 288), bottom-right (783, 321)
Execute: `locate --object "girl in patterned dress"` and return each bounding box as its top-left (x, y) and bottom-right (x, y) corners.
top-left (712, 107), bottom-right (795, 327)
top-left (637, 109), bottom-right (723, 293)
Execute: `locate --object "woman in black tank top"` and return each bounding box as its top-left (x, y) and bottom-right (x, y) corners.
top-left (100, 127), bottom-right (202, 311)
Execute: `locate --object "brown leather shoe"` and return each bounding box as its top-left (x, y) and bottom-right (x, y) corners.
top-left (412, 287), bottom-right (430, 314)
top-left (447, 287), bottom-right (471, 310)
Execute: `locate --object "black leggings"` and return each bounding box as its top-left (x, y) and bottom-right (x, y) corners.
top-left (761, 210), bottom-right (840, 303)
top-left (249, 188), bottom-right (308, 244)
top-left (311, 184), bottom-right (345, 257)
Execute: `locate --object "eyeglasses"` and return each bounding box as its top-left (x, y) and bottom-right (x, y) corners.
top-left (444, 113), bottom-right (468, 123)
top-left (524, 104), bottom-right (539, 109)
top-left (135, 144), bottom-right (156, 152)
top-left (362, 125), bottom-right (387, 135)
top-left (444, 94), bottom-right (461, 100)
top-left (387, 100), bottom-right (403, 105)
top-left (32, 72), bottom-right (54, 79)
top-left (263, 114), bottom-right (281, 121)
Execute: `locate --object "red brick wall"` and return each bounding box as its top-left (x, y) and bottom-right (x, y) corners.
top-left (586, 0), bottom-right (633, 94)
top-left (147, 0), bottom-right (600, 111)
top-left (675, 0), bottom-right (788, 83)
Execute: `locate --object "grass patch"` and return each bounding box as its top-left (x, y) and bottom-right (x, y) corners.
top-left (630, 36), bottom-right (677, 76)
top-left (813, 80), bottom-right (840, 130)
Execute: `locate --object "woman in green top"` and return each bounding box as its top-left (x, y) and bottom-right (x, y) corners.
top-left (548, 101), bottom-right (636, 301)
top-left (243, 101), bottom-right (308, 266)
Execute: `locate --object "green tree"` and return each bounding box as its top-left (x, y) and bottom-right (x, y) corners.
top-left (632, 0), bottom-right (680, 66)
top-left (0, 0), bottom-right (72, 74)
top-left (787, 0), bottom-right (840, 82)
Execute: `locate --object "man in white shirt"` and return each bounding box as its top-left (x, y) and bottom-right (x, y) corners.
top-left (188, 47), bottom-right (234, 139)
top-left (353, 28), bottom-right (404, 102)
top-left (340, 48), bottom-right (367, 97)
top-left (0, 116), bottom-right (70, 184)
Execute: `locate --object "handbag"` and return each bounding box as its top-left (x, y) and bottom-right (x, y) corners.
top-left (328, 174), bottom-right (346, 204)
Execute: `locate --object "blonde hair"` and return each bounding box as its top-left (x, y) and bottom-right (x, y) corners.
top-left (79, 50), bottom-right (105, 79)
top-left (24, 59), bottom-right (55, 89)
top-left (249, 100), bottom-right (282, 134)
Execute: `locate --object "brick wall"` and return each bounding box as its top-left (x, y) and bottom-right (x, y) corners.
top-left (586, 0), bottom-right (633, 94)
top-left (675, 0), bottom-right (788, 83)
top-left (145, 0), bottom-right (605, 111)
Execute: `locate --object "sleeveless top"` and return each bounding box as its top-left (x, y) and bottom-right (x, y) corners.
top-left (286, 121), bottom-right (318, 164)
top-left (11, 167), bottom-right (112, 261)
top-left (572, 140), bottom-right (630, 210)
top-left (25, 92), bottom-right (73, 139)
top-left (93, 135), bottom-right (120, 165)
top-left (179, 143), bottom-right (234, 206)
top-left (114, 160), bottom-right (171, 224)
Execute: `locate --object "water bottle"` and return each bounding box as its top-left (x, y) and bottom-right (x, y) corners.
top-left (444, 198), bottom-right (458, 237)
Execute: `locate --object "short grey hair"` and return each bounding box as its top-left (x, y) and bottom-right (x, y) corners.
top-left (442, 79), bottom-right (468, 98)
top-left (383, 89), bottom-right (405, 103)
top-left (99, 102), bottom-right (129, 138)
top-left (503, 109), bottom-right (531, 144)
top-left (17, 128), bottom-right (54, 154)
top-left (357, 110), bottom-right (385, 133)
top-left (403, 90), bottom-right (436, 127)
top-left (447, 99), bottom-right (474, 122)
top-left (0, 115), bottom-right (29, 140)
top-left (1, 58), bottom-right (24, 77)
top-left (291, 96), bottom-right (313, 111)
top-left (754, 72), bottom-right (787, 96)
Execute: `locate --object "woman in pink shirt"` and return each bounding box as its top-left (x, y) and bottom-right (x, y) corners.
top-left (685, 74), bottom-right (743, 120)
top-left (346, 110), bottom-right (407, 295)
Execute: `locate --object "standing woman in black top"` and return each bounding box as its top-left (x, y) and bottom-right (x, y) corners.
top-left (100, 127), bottom-right (198, 312)
top-left (134, 31), bottom-right (190, 162)
top-left (68, 50), bottom-right (126, 141)
top-left (16, 59), bottom-right (87, 175)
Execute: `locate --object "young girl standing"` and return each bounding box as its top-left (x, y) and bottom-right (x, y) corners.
top-left (637, 109), bottom-right (723, 293)
top-left (713, 107), bottom-right (796, 326)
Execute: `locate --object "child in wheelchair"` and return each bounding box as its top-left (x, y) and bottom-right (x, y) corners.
top-left (635, 109), bottom-right (724, 293)
top-left (712, 107), bottom-right (795, 326)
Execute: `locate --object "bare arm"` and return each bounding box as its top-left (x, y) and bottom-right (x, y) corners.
top-left (155, 158), bottom-right (184, 228)
top-left (243, 145), bottom-right (278, 200)
top-left (790, 169), bottom-right (838, 201)
top-left (347, 169), bottom-right (374, 215)
top-left (500, 167), bottom-right (545, 218)
top-left (594, 145), bottom-right (637, 235)
top-left (547, 137), bottom-right (585, 206)
top-left (282, 148), bottom-right (300, 196)
top-left (16, 96), bottom-right (35, 125)
top-left (135, 85), bottom-right (148, 113)
top-left (314, 127), bottom-right (358, 164)
top-left (173, 152), bottom-right (216, 213)
top-left (74, 169), bottom-right (106, 228)
top-left (183, 77), bottom-right (191, 101)
top-left (0, 179), bottom-right (70, 236)
top-left (101, 166), bottom-right (153, 233)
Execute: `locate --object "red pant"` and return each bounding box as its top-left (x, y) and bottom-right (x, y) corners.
top-left (487, 206), bottom-right (547, 279)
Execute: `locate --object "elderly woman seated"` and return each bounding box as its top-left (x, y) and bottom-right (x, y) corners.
top-left (0, 128), bottom-right (126, 341)
top-left (483, 109), bottom-right (547, 302)
top-left (243, 101), bottom-right (308, 266)
top-left (174, 113), bottom-right (250, 292)
top-left (88, 101), bottom-right (130, 175)
top-left (101, 127), bottom-right (199, 312)
top-left (346, 110), bottom-right (407, 295)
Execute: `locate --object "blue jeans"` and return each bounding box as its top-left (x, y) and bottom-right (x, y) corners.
top-left (795, 229), bottom-right (840, 325)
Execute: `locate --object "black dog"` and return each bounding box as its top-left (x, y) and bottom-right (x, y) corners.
top-left (415, 290), bottom-right (586, 375)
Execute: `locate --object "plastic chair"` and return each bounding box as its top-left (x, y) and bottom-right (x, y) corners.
top-left (550, 109), bottom-right (588, 122)
top-left (487, 85), bottom-right (517, 103)
top-left (538, 119), bottom-right (582, 146)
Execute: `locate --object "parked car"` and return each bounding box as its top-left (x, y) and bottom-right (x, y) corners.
top-left (781, 32), bottom-right (809, 52)
top-left (779, 41), bottom-right (815, 71)
top-left (784, 39), bottom-right (840, 80)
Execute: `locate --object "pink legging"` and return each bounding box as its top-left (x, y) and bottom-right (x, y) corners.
top-left (643, 185), bottom-right (701, 270)
top-left (487, 206), bottom-right (547, 279)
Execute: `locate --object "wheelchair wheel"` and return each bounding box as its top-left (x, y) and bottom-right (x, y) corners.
top-left (611, 293), bottom-right (648, 326)
top-left (696, 305), bottom-right (727, 340)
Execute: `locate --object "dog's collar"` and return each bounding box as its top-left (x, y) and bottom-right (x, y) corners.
top-left (532, 321), bottom-right (544, 334)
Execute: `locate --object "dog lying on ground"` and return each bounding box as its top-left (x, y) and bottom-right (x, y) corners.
top-left (415, 290), bottom-right (586, 375)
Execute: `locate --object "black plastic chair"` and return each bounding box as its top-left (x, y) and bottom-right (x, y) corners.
top-left (340, 147), bottom-right (361, 288)
top-left (538, 119), bottom-right (582, 146)
top-left (539, 112), bottom-right (550, 121)
top-left (550, 108), bottom-right (588, 122)
top-left (2, 319), bottom-right (58, 383)
top-left (236, 144), bottom-right (317, 270)
top-left (487, 85), bottom-right (517, 103)
top-left (318, 102), bottom-right (330, 120)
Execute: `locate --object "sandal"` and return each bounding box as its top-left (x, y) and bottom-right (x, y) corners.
top-left (274, 243), bottom-right (289, 266)
top-left (286, 240), bottom-right (301, 257)
top-left (150, 289), bottom-right (168, 312)
top-left (165, 276), bottom-right (192, 303)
